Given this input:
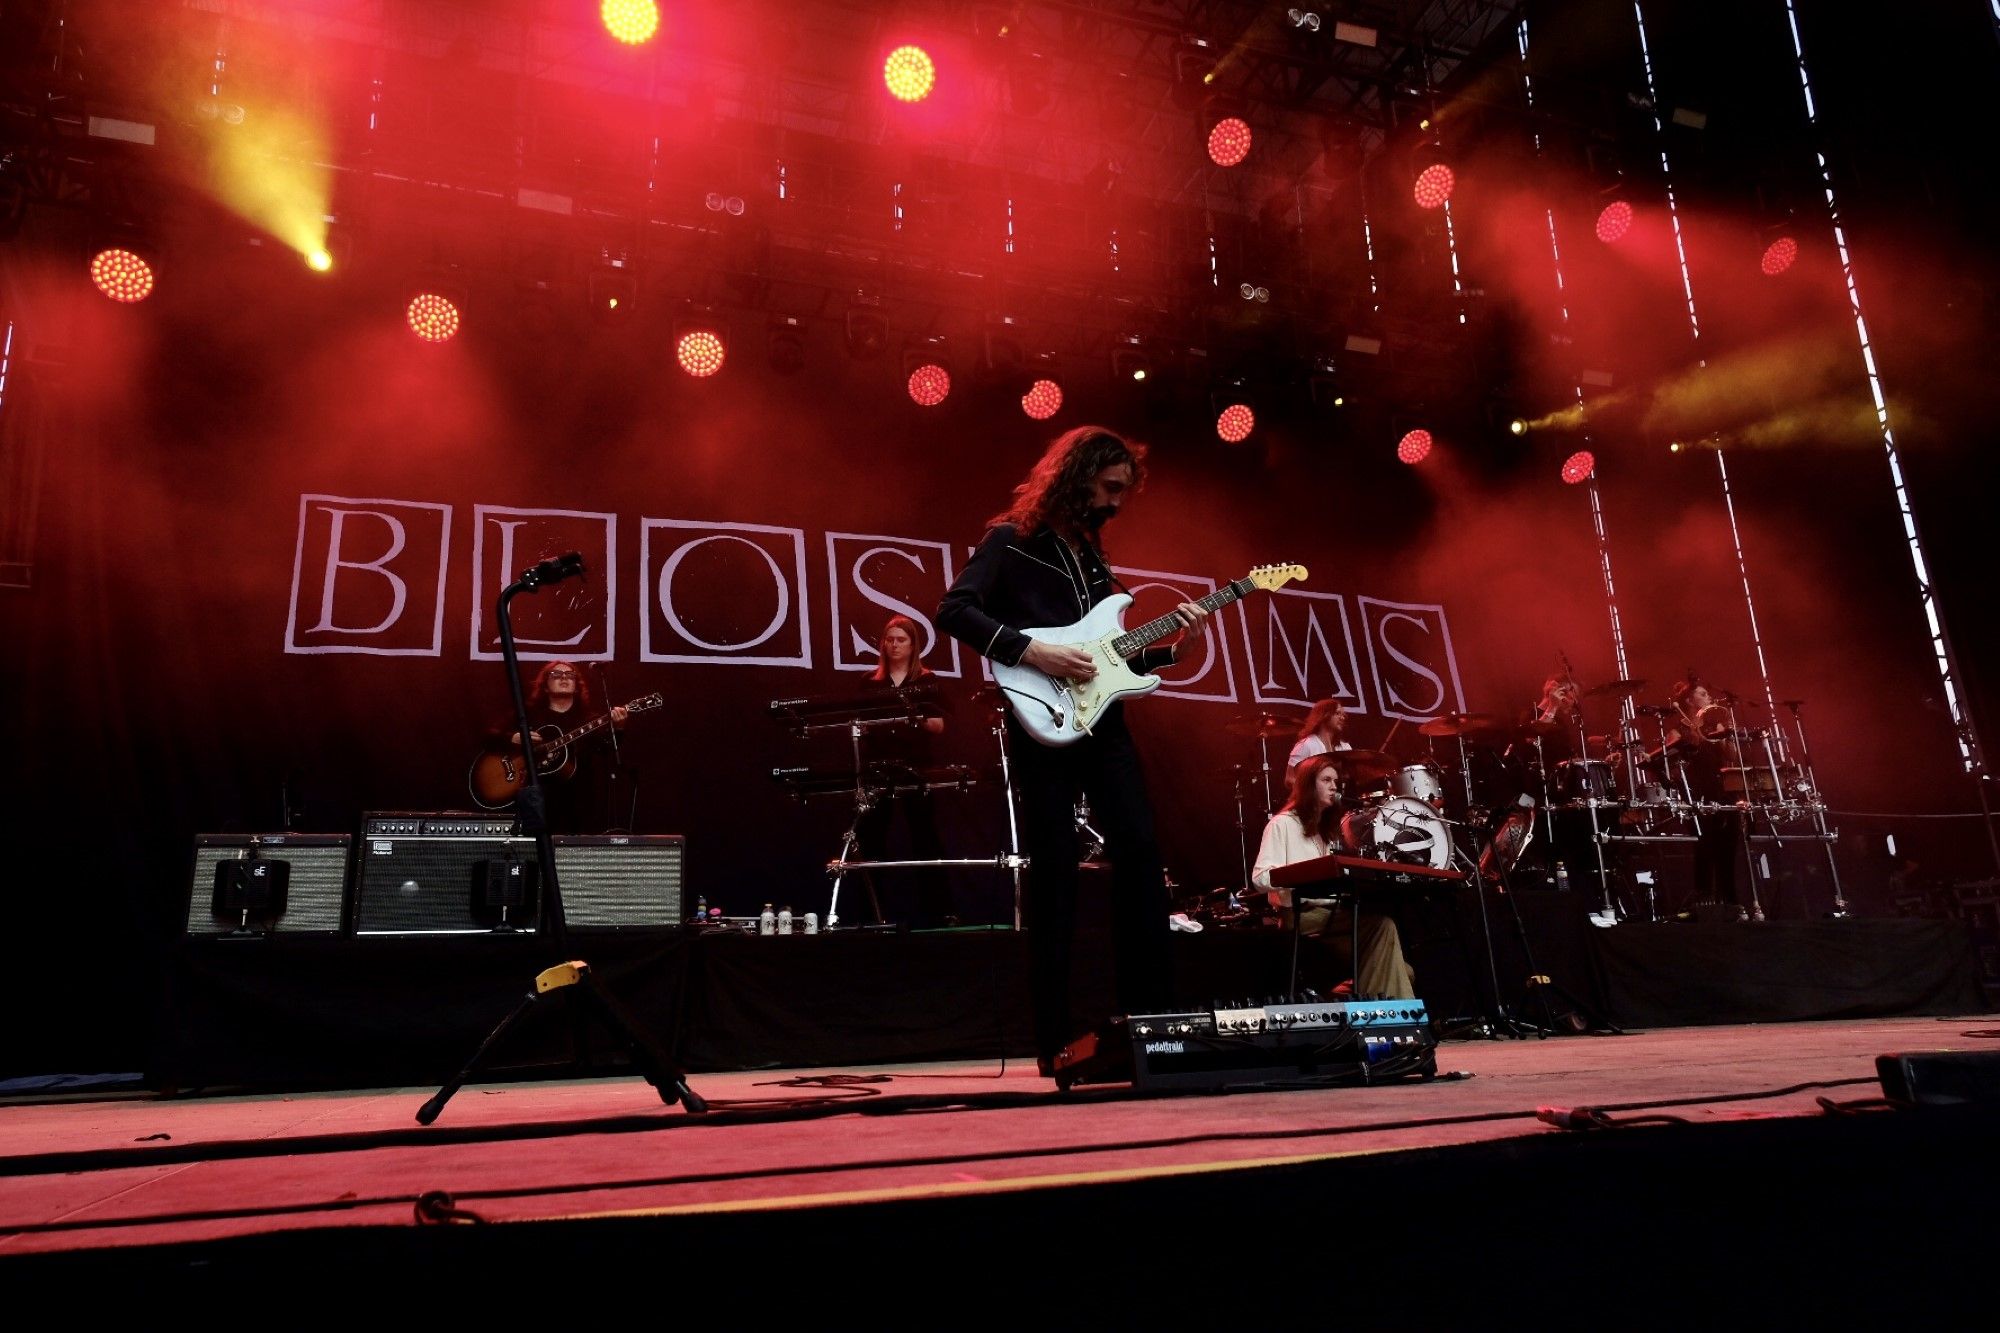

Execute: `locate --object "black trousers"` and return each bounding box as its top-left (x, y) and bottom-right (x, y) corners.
top-left (1693, 807), bottom-right (1742, 904)
top-left (853, 793), bottom-right (952, 926)
top-left (1007, 705), bottom-right (1173, 1062)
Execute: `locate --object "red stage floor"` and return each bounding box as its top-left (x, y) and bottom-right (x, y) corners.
top-left (6, 1014), bottom-right (1987, 1258)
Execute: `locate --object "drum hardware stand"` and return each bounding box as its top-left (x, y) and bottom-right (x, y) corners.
top-left (1226, 768), bottom-right (1256, 900)
top-left (1439, 732), bottom-right (1538, 1038)
top-left (418, 552), bottom-right (705, 1125)
top-left (1718, 698), bottom-right (1768, 923)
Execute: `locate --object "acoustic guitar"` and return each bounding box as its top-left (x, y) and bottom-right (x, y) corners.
top-left (466, 692), bottom-right (664, 809)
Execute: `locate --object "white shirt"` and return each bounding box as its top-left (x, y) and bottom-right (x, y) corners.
top-left (1252, 810), bottom-right (1341, 894)
top-left (1286, 733), bottom-right (1352, 772)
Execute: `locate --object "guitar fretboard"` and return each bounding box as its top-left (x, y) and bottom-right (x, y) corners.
top-left (1110, 578), bottom-right (1254, 660)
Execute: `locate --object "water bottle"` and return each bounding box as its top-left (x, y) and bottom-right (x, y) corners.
top-left (1555, 861), bottom-right (1571, 892)
top-left (759, 903), bottom-right (776, 935)
top-left (777, 905), bottom-right (793, 935)
top-left (692, 894), bottom-right (708, 925)
top-left (804, 912), bottom-right (819, 935)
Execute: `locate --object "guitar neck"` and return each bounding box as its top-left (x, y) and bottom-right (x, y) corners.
top-left (536, 707), bottom-right (621, 756)
top-left (1111, 578), bottom-right (1253, 658)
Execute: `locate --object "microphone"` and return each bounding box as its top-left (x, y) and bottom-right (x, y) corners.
top-left (521, 551), bottom-right (586, 590)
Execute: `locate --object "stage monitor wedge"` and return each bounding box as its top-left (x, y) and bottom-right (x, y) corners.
top-left (187, 833), bottom-right (350, 935)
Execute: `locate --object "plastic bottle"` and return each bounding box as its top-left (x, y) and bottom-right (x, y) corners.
top-left (692, 894), bottom-right (708, 925)
top-left (778, 905), bottom-right (794, 935)
top-left (1555, 861), bottom-right (1571, 892)
top-left (759, 903), bottom-right (776, 935)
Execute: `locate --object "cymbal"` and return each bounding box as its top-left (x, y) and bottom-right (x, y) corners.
top-left (1417, 712), bottom-right (1504, 738)
top-left (1583, 677), bottom-right (1647, 699)
top-left (1328, 747), bottom-right (1396, 775)
top-left (1225, 715), bottom-right (1297, 739)
top-left (1514, 718), bottom-right (1568, 738)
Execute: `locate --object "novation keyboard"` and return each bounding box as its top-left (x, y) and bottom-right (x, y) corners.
top-left (1266, 852), bottom-right (1468, 891)
top-left (1052, 997), bottom-right (1436, 1092)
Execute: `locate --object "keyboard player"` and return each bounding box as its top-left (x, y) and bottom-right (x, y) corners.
top-left (1251, 753), bottom-right (1416, 999)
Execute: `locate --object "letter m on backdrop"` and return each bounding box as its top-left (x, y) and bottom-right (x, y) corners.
top-left (286, 495), bottom-right (451, 656)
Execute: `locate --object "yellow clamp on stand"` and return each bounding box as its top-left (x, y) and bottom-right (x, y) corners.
top-left (535, 961), bottom-right (591, 994)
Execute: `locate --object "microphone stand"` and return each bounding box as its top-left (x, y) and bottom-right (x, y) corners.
top-left (591, 661), bottom-right (638, 834)
top-left (417, 552), bottom-right (705, 1124)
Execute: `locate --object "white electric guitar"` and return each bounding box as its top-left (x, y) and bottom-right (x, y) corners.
top-left (992, 563), bottom-right (1308, 746)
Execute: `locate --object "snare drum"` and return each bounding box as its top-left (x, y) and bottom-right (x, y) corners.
top-left (1340, 796), bottom-right (1452, 870)
top-left (1387, 761), bottom-right (1446, 808)
top-left (1555, 757), bottom-right (1615, 803)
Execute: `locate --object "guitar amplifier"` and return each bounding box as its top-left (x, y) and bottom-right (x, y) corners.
top-left (552, 834), bottom-right (685, 928)
top-left (1052, 999), bottom-right (1436, 1092)
top-left (351, 812), bottom-right (538, 935)
top-left (186, 833), bottom-right (350, 935)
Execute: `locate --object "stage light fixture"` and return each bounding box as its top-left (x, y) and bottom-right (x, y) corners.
top-left (406, 292), bottom-right (460, 343)
top-left (1111, 335), bottom-right (1153, 383)
top-left (1596, 200), bottom-right (1634, 243)
top-left (676, 325), bottom-right (727, 377)
top-left (89, 247), bottom-right (155, 302)
top-left (845, 298), bottom-right (888, 360)
top-left (1509, 417), bottom-right (1529, 437)
top-left (306, 248), bottom-right (333, 273)
top-left (1207, 116), bottom-right (1253, 168)
top-left (1216, 403), bottom-right (1255, 443)
top-left (589, 260), bottom-right (638, 320)
top-left (1238, 282), bottom-right (1271, 303)
top-left (1022, 378), bottom-right (1063, 420)
top-left (1761, 234), bottom-right (1799, 276)
top-left (1397, 429), bottom-right (1433, 464)
top-left (1287, 9), bottom-right (1322, 31)
top-left (601, 0), bottom-right (660, 46)
top-left (1413, 162), bottom-right (1454, 210)
top-left (1561, 450), bottom-right (1596, 484)
top-left (904, 337), bottom-right (952, 406)
top-left (768, 316), bottom-right (806, 375)
top-left (884, 45), bottom-right (936, 102)
top-left (1172, 37), bottom-right (1218, 109)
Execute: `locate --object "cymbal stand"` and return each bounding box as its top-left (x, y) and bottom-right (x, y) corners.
top-left (1782, 700), bottom-right (1849, 917)
top-left (1423, 756), bottom-right (1530, 1038)
top-left (1228, 771), bottom-right (1254, 899)
top-left (1720, 699), bottom-right (1767, 923)
top-left (1257, 729), bottom-right (1278, 818)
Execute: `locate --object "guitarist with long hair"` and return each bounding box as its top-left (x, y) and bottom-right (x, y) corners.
top-left (483, 660), bottom-right (628, 834)
top-left (937, 425), bottom-right (1209, 1074)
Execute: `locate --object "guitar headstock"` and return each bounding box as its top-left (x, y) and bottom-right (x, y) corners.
top-left (1247, 563), bottom-right (1308, 592)
top-left (630, 692), bottom-right (666, 712)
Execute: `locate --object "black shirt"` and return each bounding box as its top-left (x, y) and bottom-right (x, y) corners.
top-left (936, 523), bottom-right (1175, 673)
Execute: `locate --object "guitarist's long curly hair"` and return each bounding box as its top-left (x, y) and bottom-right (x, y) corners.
top-left (989, 425), bottom-right (1148, 541)
top-left (527, 660), bottom-right (595, 712)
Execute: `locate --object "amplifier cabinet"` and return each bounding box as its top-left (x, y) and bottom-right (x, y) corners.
top-left (186, 833), bottom-right (350, 935)
top-left (352, 812), bottom-right (537, 935)
top-left (553, 834), bottom-right (686, 928)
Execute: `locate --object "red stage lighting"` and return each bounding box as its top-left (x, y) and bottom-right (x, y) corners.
top-left (1595, 200), bottom-right (1634, 243)
top-left (1021, 379), bottom-right (1063, 420)
top-left (1216, 404), bottom-right (1255, 443)
top-left (406, 293), bottom-right (460, 343)
top-left (1396, 429), bottom-right (1433, 464)
top-left (884, 45), bottom-right (936, 102)
top-left (90, 248), bottom-right (154, 303)
top-left (677, 329), bottom-right (726, 377)
top-left (1207, 117), bottom-right (1252, 167)
top-left (907, 363), bottom-right (951, 406)
top-left (601, 0), bottom-right (659, 45)
top-left (1561, 450), bottom-right (1596, 484)
top-left (1761, 236), bottom-right (1799, 276)
top-left (1413, 163), bottom-right (1454, 210)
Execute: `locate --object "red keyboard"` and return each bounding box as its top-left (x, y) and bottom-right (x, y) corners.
top-left (1266, 852), bottom-right (1468, 890)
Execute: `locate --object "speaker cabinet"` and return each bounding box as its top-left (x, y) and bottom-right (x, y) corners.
top-left (187, 834), bottom-right (350, 935)
top-left (352, 812), bottom-right (539, 935)
top-left (553, 834), bottom-right (685, 928)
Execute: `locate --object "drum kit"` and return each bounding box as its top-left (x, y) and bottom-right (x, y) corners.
top-left (1218, 673), bottom-right (1839, 924)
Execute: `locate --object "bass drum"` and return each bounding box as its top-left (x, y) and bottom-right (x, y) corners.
top-left (1339, 796), bottom-right (1453, 871)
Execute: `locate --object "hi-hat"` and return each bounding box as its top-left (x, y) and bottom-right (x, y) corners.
top-left (1514, 718), bottom-right (1568, 739)
top-left (1418, 712), bottom-right (1504, 738)
top-left (1583, 677), bottom-right (1647, 699)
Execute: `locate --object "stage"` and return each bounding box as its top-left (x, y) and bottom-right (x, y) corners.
top-left (5, 1014), bottom-right (1997, 1319)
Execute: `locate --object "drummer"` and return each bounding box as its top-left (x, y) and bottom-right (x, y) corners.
top-left (1286, 699), bottom-right (1354, 783)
